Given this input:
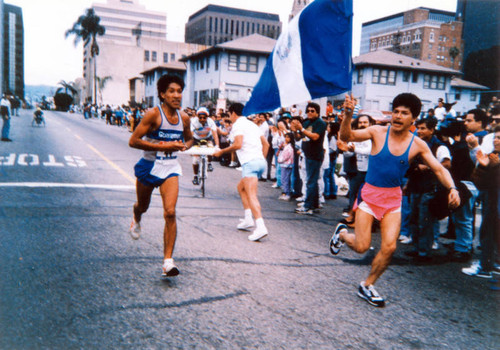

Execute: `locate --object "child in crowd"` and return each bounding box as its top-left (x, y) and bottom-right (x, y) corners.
top-left (278, 132), bottom-right (295, 200)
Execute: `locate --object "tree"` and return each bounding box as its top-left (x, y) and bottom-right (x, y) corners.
top-left (96, 76), bottom-right (112, 104)
top-left (65, 9), bottom-right (105, 105)
top-left (57, 80), bottom-right (78, 97)
top-left (449, 46), bottom-right (460, 69)
top-left (54, 92), bottom-right (73, 111)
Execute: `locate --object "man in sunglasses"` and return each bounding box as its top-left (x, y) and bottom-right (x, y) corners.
top-left (191, 107), bottom-right (219, 185)
top-left (290, 102), bottom-right (327, 215)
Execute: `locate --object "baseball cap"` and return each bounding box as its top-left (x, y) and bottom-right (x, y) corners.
top-left (197, 107), bottom-right (209, 116)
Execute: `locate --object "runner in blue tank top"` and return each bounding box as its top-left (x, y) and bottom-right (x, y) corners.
top-left (329, 93), bottom-right (460, 307)
top-left (128, 75), bottom-right (193, 278)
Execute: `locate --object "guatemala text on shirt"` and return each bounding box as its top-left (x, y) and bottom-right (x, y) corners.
top-left (242, 0), bottom-right (353, 116)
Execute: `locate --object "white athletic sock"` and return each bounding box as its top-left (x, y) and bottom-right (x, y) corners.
top-left (255, 218), bottom-right (265, 229)
top-left (244, 209), bottom-right (253, 221)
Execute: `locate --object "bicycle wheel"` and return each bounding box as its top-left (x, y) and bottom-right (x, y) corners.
top-left (200, 157), bottom-right (206, 197)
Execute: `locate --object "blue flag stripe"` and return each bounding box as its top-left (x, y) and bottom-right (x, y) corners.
top-left (300, 0), bottom-right (353, 98)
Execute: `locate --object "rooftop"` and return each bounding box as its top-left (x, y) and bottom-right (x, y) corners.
top-left (353, 50), bottom-right (461, 74)
top-left (451, 77), bottom-right (489, 90)
top-left (181, 34), bottom-right (276, 61)
top-left (188, 4), bottom-right (280, 22)
top-left (140, 61), bottom-right (186, 75)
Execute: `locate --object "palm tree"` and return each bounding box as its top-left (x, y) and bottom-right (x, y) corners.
top-left (58, 80), bottom-right (78, 97)
top-left (65, 8), bottom-right (105, 104)
top-left (96, 76), bottom-right (112, 104)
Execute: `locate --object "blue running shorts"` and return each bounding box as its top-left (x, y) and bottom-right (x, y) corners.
top-left (241, 158), bottom-right (266, 178)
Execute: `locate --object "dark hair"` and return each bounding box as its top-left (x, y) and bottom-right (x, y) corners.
top-left (284, 132), bottom-right (295, 146)
top-left (306, 102), bottom-right (320, 115)
top-left (229, 103), bottom-right (244, 116)
top-left (157, 75), bottom-right (184, 100)
top-left (494, 125), bottom-right (500, 133)
top-left (467, 108), bottom-right (488, 128)
top-left (441, 120), bottom-right (466, 138)
top-left (353, 114), bottom-right (375, 129)
top-left (415, 117), bottom-right (437, 130)
top-left (392, 93), bottom-right (422, 118)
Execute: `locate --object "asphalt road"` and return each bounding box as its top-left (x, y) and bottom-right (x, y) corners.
top-left (0, 109), bottom-right (498, 349)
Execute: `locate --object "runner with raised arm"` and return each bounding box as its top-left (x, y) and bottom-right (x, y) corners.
top-left (329, 93), bottom-right (460, 307)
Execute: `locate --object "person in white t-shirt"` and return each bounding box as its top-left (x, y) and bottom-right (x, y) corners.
top-left (434, 98), bottom-right (447, 122)
top-left (213, 103), bottom-right (270, 241)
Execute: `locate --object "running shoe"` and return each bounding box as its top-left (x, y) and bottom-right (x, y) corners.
top-left (237, 218), bottom-right (255, 230)
top-left (295, 207), bottom-right (313, 215)
top-left (462, 260), bottom-right (492, 279)
top-left (207, 163), bottom-right (214, 172)
top-left (357, 282), bottom-right (385, 307)
top-left (192, 175), bottom-right (199, 185)
top-left (399, 236), bottom-right (412, 244)
top-left (162, 258), bottom-right (179, 277)
top-left (129, 218), bottom-right (141, 240)
top-left (248, 227), bottom-right (268, 242)
top-left (329, 223), bottom-right (347, 255)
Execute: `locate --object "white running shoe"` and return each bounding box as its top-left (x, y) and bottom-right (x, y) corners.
top-left (161, 258), bottom-right (179, 277)
top-left (248, 227), bottom-right (268, 241)
top-left (129, 218), bottom-right (141, 240)
top-left (237, 218), bottom-right (255, 230)
top-left (399, 236), bottom-right (412, 244)
top-left (296, 196), bottom-right (305, 202)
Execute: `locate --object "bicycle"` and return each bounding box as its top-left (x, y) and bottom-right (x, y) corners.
top-left (32, 109), bottom-right (45, 127)
top-left (182, 145), bottom-right (218, 198)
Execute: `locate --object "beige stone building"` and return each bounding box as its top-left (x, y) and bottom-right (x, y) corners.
top-left (83, 0), bottom-right (205, 106)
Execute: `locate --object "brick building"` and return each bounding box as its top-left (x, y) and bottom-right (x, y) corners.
top-left (363, 8), bottom-right (463, 70)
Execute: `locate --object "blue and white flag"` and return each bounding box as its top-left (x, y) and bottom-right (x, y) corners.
top-left (243, 0), bottom-right (353, 116)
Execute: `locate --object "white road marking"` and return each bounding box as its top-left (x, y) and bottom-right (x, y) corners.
top-left (0, 182), bottom-right (135, 190)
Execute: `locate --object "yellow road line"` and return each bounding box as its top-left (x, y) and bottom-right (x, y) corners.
top-left (86, 143), bottom-right (135, 184)
top-left (74, 134), bottom-right (83, 141)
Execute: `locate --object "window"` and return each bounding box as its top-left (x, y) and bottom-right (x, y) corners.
top-left (372, 69), bottom-right (380, 83)
top-left (194, 91), bottom-right (198, 106)
top-left (439, 35), bottom-right (443, 41)
top-left (428, 54), bottom-right (432, 59)
top-left (470, 91), bottom-right (477, 101)
top-left (357, 69), bottom-right (363, 83)
top-left (429, 43), bottom-right (433, 49)
top-left (455, 91), bottom-right (461, 100)
top-left (412, 72), bottom-right (419, 83)
top-left (209, 17), bottom-right (212, 32)
top-left (144, 50), bottom-right (150, 61)
top-left (215, 18), bottom-right (218, 33)
top-left (423, 74), bottom-right (445, 90)
top-left (152, 51), bottom-right (157, 62)
top-left (231, 20), bottom-right (234, 35)
top-left (402, 71), bottom-right (410, 82)
top-left (236, 20), bottom-right (239, 35)
top-left (228, 54), bottom-right (238, 71)
top-left (252, 23), bottom-right (255, 33)
top-left (200, 58), bottom-right (204, 70)
top-left (206, 56), bottom-right (210, 72)
top-left (170, 53), bottom-right (175, 61)
top-left (163, 52), bottom-right (168, 63)
top-left (372, 68), bottom-right (396, 85)
top-left (228, 54), bottom-right (258, 72)
top-left (208, 36), bottom-right (212, 45)
top-left (215, 54), bottom-right (219, 71)
top-left (429, 32), bottom-right (435, 42)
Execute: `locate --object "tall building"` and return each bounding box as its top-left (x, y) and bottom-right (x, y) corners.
top-left (289, 0), bottom-right (310, 22)
top-left (361, 7), bottom-right (463, 70)
top-left (2, 2), bottom-right (23, 98)
top-left (456, 0), bottom-right (499, 93)
top-left (185, 4), bottom-right (282, 46)
top-left (83, 0), bottom-right (205, 105)
top-left (92, 0), bottom-right (166, 43)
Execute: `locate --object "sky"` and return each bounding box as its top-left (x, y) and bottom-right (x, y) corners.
top-left (7, 0), bottom-right (457, 86)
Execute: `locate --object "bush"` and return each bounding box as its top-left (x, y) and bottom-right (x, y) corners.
top-left (54, 92), bottom-right (73, 111)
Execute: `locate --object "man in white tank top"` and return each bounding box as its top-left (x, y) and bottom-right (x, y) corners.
top-left (129, 75), bottom-right (193, 278)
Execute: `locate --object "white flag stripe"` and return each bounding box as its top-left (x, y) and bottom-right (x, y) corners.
top-left (272, 13), bottom-right (311, 107)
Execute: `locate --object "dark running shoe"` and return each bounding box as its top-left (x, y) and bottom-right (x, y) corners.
top-left (207, 163), bottom-right (214, 172)
top-left (329, 223), bottom-right (347, 255)
top-left (358, 282), bottom-right (385, 307)
top-left (192, 175), bottom-right (199, 185)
